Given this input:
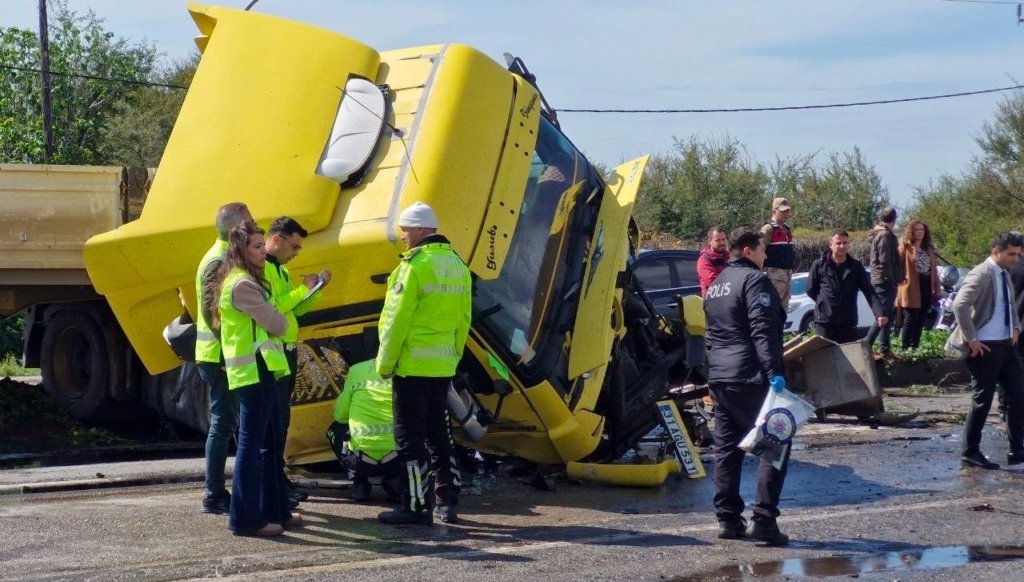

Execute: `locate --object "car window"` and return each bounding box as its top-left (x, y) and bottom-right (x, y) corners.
top-left (673, 258), bottom-right (699, 288)
top-left (634, 259), bottom-right (672, 291)
top-left (790, 276), bottom-right (807, 296)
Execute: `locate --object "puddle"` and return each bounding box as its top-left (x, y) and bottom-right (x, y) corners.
top-left (676, 545), bottom-right (1024, 580)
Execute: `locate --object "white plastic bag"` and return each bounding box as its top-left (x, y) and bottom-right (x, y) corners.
top-left (739, 388), bottom-right (816, 469)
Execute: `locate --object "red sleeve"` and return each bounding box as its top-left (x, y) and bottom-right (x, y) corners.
top-left (697, 255), bottom-right (714, 296)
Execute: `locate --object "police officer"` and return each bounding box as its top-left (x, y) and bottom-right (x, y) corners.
top-left (703, 227), bottom-right (790, 546)
top-left (376, 202), bottom-right (472, 525)
top-left (326, 359), bottom-right (403, 503)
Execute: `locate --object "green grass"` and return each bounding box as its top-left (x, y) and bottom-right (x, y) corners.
top-left (0, 353), bottom-right (39, 377)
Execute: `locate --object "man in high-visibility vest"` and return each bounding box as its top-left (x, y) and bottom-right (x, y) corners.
top-left (376, 202), bottom-right (472, 526)
top-left (264, 216), bottom-right (331, 505)
top-left (326, 360), bottom-right (403, 503)
top-left (196, 202), bottom-right (252, 515)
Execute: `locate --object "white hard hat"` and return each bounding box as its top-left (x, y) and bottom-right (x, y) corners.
top-left (398, 202), bottom-right (439, 229)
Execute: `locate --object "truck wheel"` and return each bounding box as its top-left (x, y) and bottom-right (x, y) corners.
top-left (40, 311), bottom-right (112, 421)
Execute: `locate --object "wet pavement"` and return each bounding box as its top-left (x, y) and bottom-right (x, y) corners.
top-left (2, 388), bottom-right (1024, 581)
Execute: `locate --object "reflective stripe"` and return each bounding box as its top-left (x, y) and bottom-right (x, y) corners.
top-left (410, 345), bottom-right (457, 360)
top-left (421, 283), bottom-right (468, 295)
top-left (225, 354), bottom-right (257, 367)
top-left (351, 423), bottom-right (393, 438)
top-left (255, 340), bottom-right (285, 355)
top-left (196, 330), bottom-right (217, 342)
top-left (357, 450), bottom-right (398, 465)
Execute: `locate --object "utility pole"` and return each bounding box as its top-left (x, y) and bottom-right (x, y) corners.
top-left (38, 0), bottom-right (54, 164)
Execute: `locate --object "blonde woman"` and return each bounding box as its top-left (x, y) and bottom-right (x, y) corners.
top-left (895, 220), bottom-right (939, 350)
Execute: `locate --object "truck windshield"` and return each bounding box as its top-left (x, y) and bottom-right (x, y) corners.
top-left (474, 118), bottom-right (594, 372)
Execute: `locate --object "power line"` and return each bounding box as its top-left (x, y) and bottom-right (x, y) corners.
top-left (3, 61), bottom-right (1022, 114)
top-left (940, 0), bottom-right (1018, 5)
top-left (0, 63), bottom-right (187, 90)
top-left (559, 85), bottom-right (1024, 114)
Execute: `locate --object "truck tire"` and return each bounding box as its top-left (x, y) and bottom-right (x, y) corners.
top-left (40, 311), bottom-right (113, 421)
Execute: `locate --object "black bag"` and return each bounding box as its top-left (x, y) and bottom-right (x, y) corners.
top-left (162, 313), bottom-right (197, 362)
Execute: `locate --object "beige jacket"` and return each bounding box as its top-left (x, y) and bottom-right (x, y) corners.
top-left (945, 260), bottom-right (1021, 359)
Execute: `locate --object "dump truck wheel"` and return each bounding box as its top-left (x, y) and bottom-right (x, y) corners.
top-left (40, 311), bottom-right (113, 421)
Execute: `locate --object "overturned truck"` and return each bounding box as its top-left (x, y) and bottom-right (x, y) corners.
top-left (84, 4), bottom-right (706, 483)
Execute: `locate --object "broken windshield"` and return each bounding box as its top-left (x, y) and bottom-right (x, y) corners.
top-left (474, 118), bottom-right (594, 372)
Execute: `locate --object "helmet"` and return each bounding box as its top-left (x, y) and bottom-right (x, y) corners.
top-left (939, 265), bottom-right (960, 289)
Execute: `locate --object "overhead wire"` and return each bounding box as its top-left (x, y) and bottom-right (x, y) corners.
top-left (2, 62), bottom-right (1023, 114)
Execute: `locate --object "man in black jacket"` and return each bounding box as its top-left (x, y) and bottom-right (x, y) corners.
top-left (807, 230), bottom-right (888, 343)
top-left (704, 227), bottom-right (789, 546)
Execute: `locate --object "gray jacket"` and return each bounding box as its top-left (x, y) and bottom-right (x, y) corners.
top-left (945, 260), bottom-right (1022, 359)
top-left (867, 224), bottom-right (903, 287)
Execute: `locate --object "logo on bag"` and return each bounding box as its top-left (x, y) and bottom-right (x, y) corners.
top-left (762, 408), bottom-right (796, 444)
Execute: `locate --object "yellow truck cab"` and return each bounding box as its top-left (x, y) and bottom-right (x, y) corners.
top-left (84, 4), bottom-right (705, 479)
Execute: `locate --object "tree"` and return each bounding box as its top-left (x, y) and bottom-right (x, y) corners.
top-left (634, 135), bottom-right (887, 246)
top-left (0, 1), bottom-right (159, 165)
top-left (100, 55), bottom-right (195, 167)
top-left (636, 136), bottom-right (772, 243)
top-left (906, 92), bottom-right (1024, 264)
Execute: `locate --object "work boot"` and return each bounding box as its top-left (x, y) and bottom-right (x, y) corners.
top-left (746, 520), bottom-right (789, 546)
top-left (716, 517), bottom-right (747, 540)
top-left (201, 491), bottom-right (230, 515)
top-left (433, 504), bottom-right (458, 524)
top-left (350, 479), bottom-right (372, 502)
top-left (378, 507), bottom-right (432, 525)
top-left (287, 479), bottom-right (309, 502)
top-left (1008, 451), bottom-right (1024, 466)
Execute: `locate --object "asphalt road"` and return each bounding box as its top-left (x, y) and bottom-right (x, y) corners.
top-left (3, 391), bottom-right (1024, 581)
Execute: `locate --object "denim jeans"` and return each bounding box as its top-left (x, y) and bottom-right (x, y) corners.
top-left (198, 362), bottom-right (238, 498)
top-left (229, 357), bottom-right (291, 533)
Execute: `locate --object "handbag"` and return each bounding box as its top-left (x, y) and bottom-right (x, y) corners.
top-left (162, 312), bottom-right (197, 362)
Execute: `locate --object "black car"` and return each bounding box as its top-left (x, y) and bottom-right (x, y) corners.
top-left (630, 249), bottom-right (701, 318)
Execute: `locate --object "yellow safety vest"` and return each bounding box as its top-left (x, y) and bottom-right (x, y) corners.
top-left (333, 360), bottom-right (396, 461)
top-left (376, 241), bottom-right (472, 378)
top-left (219, 269), bottom-right (290, 389)
top-left (264, 259), bottom-right (313, 344)
top-left (194, 240), bottom-right (227, 363)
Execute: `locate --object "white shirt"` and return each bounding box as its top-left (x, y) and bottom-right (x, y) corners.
top-left (976, 257), bottom-right (1014, 341)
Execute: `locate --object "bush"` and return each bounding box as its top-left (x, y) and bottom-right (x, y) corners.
top-left (0, 315), bottom-right (23, 358)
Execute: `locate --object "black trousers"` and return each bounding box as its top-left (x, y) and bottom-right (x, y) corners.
top-left (900, 275), bottom-right (933, 350)
top-left (710, 383), bottom-right (790, 524)
top-left (963, 342), bottom-right (1024, 456)
top-left (276, 348), bottom-right (299, 486)
top-left (814, 322), bottom-right (859, 344)
top-left (276, 347), bottom-right (299, 443)
top-left (866, 283), bottom-right (896, 352)
top-left (392, 375), bottom-right (461, 507)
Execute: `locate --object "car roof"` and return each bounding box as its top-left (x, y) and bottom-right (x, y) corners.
top-left (634, 249), bottom-right (701, 260)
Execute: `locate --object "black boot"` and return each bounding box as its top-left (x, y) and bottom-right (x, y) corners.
top-left (747, 519), bottom-right (789, 546)
top-left (717, 516), bottom-right (747, 539)
top-left (378, 460), bottom-right (432, 526)
top-left (350, 477), bottom-right (372, 502)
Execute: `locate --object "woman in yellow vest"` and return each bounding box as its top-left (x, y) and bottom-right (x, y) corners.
top-left (213, 222), bottom-right (300, 537)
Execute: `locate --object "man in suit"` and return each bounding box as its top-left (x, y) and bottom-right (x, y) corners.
top-left (945, 231), bottom-right (1024, 469)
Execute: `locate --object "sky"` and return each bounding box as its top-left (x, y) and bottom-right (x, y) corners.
top-left (4, 0), bottom-right (1023, 206)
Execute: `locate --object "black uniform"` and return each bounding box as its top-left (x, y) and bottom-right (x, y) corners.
top-left (807, 252), bottom-right (882, 344)
top-left (703, 257), bottom-right (788, 527)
